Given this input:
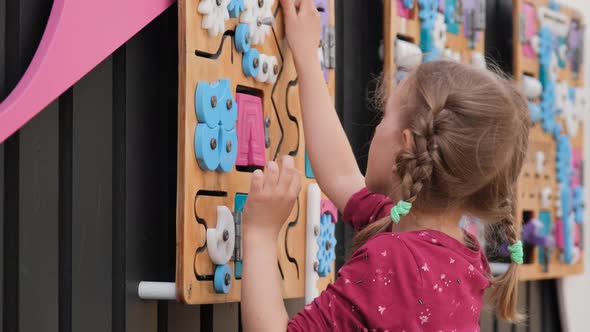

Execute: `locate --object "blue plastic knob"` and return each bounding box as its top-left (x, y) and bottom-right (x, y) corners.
top-left (235, 23), bottom-right (251, 53)
top-left (213, 264), bottom-right (233, 294)
top-left (242, 48), bottom-right (260, 77)
top-left (195, 124), bottom-right (221, 171)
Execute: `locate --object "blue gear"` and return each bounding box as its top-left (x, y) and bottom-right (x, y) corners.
top-left (316, 214), bottom-right (337, 277)
top-left (227, 0), bottom-right (245, 18)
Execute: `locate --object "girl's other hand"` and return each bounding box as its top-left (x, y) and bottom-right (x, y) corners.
top-left (242, 155), bottom-right (302, 237)
top-left (280, 0), bottom-right (321, 62)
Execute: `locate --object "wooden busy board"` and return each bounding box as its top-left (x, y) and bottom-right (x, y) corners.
top-left (384, 0), bottom-right (487, 91)
top-left (512, 0), bottom-right (585, 280)
top-left (176, 0), bottom-right (336, 304)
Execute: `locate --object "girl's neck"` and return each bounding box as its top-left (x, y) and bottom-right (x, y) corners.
top-left (392, 209), bottom-right (465, 244)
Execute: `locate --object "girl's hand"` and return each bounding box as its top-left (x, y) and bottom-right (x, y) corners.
top-left (242, 155), bottom-right (302, 237)
top-left (280, 0), bottom-right (322, 62)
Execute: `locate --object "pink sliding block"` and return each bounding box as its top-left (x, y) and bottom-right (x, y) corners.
top-left (522, 2), bottom-right (538, 59)
top-left (397, 0), bottom-right (411, 18)
top-left (0, 0), bottom-right (174, 143)
top-left (236, 93), bottom-right (266, 167)
top-left (320, 199), bottom-right (338, 222)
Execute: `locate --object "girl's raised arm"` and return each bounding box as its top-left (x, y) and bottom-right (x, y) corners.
top-left (281, 0), bottom-right (365, 210)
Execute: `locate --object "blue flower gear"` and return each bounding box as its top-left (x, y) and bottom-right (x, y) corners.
top-left (227, 0), bottom-right (244, 18)
top-left (418, 0), bottom-right (438, 30)
top-left (316, 213), bottom-right (337, 277)
top-left (529, 102), bottom-right (542, 123)
top-left (556, 134), bottom-right (572, 185)
top-left (538, 27), bottom-right (554, 67)
top-left (540, 79), bottom-right (557, 133)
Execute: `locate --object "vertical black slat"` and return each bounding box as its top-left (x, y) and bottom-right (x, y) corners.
top-left (334, 0), bottom-right (384, 270)
top-left (213, 304), bottom-right (239, 331)
top-left (3, 134), bottom-right (19, 332)
top-left (514, 282), bottom-right (527, 332)
top-left (158, 5), bottom-right (178, 332)
top-left (528, 281), bottom-right (542, 332)
top-left (113, 44), bottom-right (127, 332)
top-left (540, 280), bottom-right (561, 332)
top-left (125, 10), bottom-right (174, 332)
top-left (0, 143), bottom-right (4, 328)
top-left (19, 102), bottom-right (60, 332)
top-left (0, 0), bottom-right (6, 98)
top-left (200, 305), bottom-right (213, 332)
top-left (59, 88), bottom-right (73, 332)
top-left (72, 56), bottom-right (114, 332)
top-left (167, 302), bottom-right (201, 331)
top-left (4, 0), bottom-right (52, 96)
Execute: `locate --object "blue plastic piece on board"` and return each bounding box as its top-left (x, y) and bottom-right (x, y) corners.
top-left (560, 185), bottom-right (574, 264)
top-left (305, 151), bottom-right (315, 179)
top-left (538, 27), bottom-right (554, 67)
top-left (217, 129), bottom-right (238, 172)
top-left (316, 214), bottom-right (337, 277)
top-left (195, 81), bottom-right (223, 129)
top-left (235, 193), bottom-right (248, 212)
top-left (538, 211), bottom-right (552, 265)
top-left (529, 102), bottom-right (542, 123)
top-left (213, 264), bottom-right (233, 294)
top-left (228, 0), bottom-right (244, 18)
top-left (569, 86), bottom-right (576, 102)
top-left (573, 186), bottom-right (584, 224)
top-left (403, 0), bottom-right (414, 9)
top-left (218, 92), bottom-right (238, 131)
top-left (444, 0), bottom-right (459, 34)
top-left (234, 261), bottom-right (243, 279)
top-left (549, 0), bottom-right (560, 11)
top-left (420, 28), bottom-right (441, 62)
top-left (418, 0), bottom-right (438, 29)
top-left (195, 124), bottom-right (221, 171)
top-left (235, 23), bottom-right (251, 53)
top-left (242, 48), bottom-right (260, 77)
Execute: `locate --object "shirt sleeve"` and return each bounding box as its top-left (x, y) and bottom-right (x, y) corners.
top-left (287, 234), bottom-right (422, 331)
top-left (342, 187), bottom-right (394, 231)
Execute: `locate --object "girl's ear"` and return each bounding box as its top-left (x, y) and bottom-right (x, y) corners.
top-left (402, 129), bottom-right (414, 150)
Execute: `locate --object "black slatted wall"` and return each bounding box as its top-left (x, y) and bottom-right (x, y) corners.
top-left (0, 0), bottom-right (561, 331)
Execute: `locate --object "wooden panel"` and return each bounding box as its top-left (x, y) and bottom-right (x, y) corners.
top-left (19, 102), bottom-right (60, 332)
top-left (71, 56), bottom-right (114, 332)
top-left (177, 0), bottom-right (336, 304)
top-left (512, 0), bottom-right (585, 281)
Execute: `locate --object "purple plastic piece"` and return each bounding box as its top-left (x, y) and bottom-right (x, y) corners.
top-left (567, 20), bottom-right (584, 77)
top-left (315, 0), bottom-right (329, 32)
top-left (462, 0), bottom-right (482, 43)
top-left (522, 219), bottom-right (549, 246)
top-left (315, 0), bottom-right (330, 81)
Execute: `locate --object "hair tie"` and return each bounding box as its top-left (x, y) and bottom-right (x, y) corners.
top-left (390, 200), bottom-right (412, 224)
top-left (507, 240), bottom-right (524, 265)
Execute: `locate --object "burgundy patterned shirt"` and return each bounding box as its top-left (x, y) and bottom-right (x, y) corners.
top-left (288, 188), bottom-right (491, 332)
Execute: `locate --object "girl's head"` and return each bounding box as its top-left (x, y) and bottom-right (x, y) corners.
top-left (359, 60), bottom-right (530, 321)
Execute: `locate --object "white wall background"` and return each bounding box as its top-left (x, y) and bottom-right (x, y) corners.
top-left (557, 1), bottom-right (590, 331)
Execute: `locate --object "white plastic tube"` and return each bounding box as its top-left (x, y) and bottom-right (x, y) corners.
top-left (305, 183), bottom-right (321, 304)
top-left (138, 281), bottom-right (176, 300)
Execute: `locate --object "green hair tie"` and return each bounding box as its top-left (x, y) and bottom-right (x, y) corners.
top-left (507, 240), bottom-right (524, 265)
top-left (390, 200), bottom-right (412, 224)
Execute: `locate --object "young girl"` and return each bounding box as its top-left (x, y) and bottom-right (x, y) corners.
top-left (240, 0), bottom-right (530, 330)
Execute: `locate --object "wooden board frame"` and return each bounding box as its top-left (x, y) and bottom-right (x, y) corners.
top-left (512, 0), bottom-right (585, 281)
top-left (177, 0), bottom-right (336, 304)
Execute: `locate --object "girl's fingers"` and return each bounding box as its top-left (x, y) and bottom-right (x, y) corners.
top-left (250, 169), bottom-right (264, 194)
top-left (299, 0), bottom-right (314, 10)
top-left (278, 155), bottom-right (295, 189)
top-left (280, 0), bottom-right (297, 20)
top-left (264, 161), bottom-right (280, 189)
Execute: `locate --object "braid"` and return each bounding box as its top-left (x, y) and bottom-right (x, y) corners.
top-left (396, 109), bottom-right (439, 204)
